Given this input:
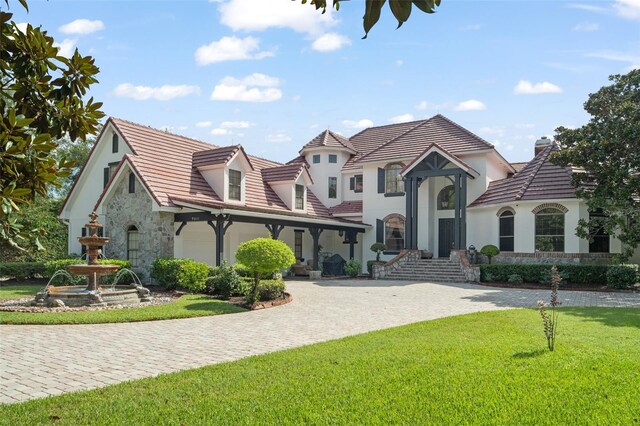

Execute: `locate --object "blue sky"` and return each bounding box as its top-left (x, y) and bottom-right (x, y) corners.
top-left (8, 0), bottom-right (640, 163)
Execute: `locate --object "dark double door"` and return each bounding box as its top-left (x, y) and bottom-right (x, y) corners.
top-left (438, 218), bottom-right (455, 258)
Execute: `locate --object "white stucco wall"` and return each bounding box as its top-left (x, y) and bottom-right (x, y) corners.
top-left (59, 123), bottom-right (132, 255)
top-left (305, 150), bottom-right (350, 208)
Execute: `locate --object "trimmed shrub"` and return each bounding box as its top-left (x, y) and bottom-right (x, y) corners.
top-left (480, 264), bottom-right (636, 287)
top-left (606, 265), bottom-right (638, 289)
top-left (344, 258), bottom-right (361, 277)
top-left (233, 263), bottom-right (252, 278)
top-left (507, 274), bottom-right (523, 284)
top-left (480, 245), bottom-right (500, 264)
top-left (370, 243), bottom-right (387, 262)
top-left (151, 258), bottom-right (208, 292)
top-left (255, 279), bottom-right (286, 302)
top-left (206, 262), bottom-right (242, 298)
top-left (0, 262), bottom-right (46, 280)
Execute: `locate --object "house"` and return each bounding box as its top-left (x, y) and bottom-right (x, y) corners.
top-left (59, 115), bottom-right (639, 279)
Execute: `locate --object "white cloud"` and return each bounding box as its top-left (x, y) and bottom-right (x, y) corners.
top-left (415, 100), bottom-right (451, 110)
top-left (453, 99), bottom-right (486, 111)
top-left (195, 36), bottom-right (274, 65)
top-left (396, 59), bottom-right (404, 67)
top-left (573, 22), bottom-right (599, 31)
top-left (266, 133), bottom-right (292, 143)
top-left (59, 19), bottom-right (105, 35)
top-left (220, 121), bottom-right (254, 129)
top-left (53, 39), bottom-right (77, 57)
top-left (513, 80), bottom-right (563, 95)
top-left (342, 119), bottom-right (374, 129)
top-left (460, 23), bottom-right (481, 31)
top-left (113, 83), bottom-right (201, 101)
top-left (311, 33), bottom-right (351, 52)
top-left (211, 128), bottom-right (230, 135)
top-left (218, 0), bottom-right (336, 36)
top-left (210, 73), bottom-right (282, 103)
top-left (195, 121), bottom-right (212, 128)
top-left (389, 113), bottom-right (414, 124)
top-left (567, 3), bottom-right (608, 13)
top-left (615, 0), bottom-right (640, 20)
top-left (478, 126), bottom-right (506, 136)
top-left (587, 51), bottom-right (640, 72)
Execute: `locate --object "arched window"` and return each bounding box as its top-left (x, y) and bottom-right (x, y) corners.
top-left (589, 208), bottom-right (609, 253)
top-left (112, 134), bottom-right (119, 153)
top-left (385, 163), bottom-right (404, 194)
top-left (384, 214), bottom-right (405, 251)
top-left (127, 225), bottom-right (139, 267)
top-left (499, 210), bottom-right (515, 252)
top-left (535, 208), bottom-right (565, 252)
top-left (437, 185), bottom-right (455, 210)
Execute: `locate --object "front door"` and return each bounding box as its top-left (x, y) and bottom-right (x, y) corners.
top-left (438, 218), bottom-right (455, 258)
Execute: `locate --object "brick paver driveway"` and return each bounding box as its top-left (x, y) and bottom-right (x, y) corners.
top-left (2, 279), bottom-right (639, 404)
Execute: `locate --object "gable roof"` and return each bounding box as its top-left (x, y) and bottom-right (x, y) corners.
top-left (469, 143), bottom-right (576, 208)
top-left (90, 118), bottom-right (362, 225)
top-left (400, 142), bottom-right (480, 178)
top-left (192, 145), bottom-right (254, 170)
top-left (300, 129), bottom-right (355, 153)
top-left (261, 163), bottom-right (311, 184)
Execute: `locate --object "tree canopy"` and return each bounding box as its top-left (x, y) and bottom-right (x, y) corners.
top-left (300, 0), bottom-right (442, 38)
top-left (552, 70), bottom-right (640, 260)
top-left (0, 0), bottom-right (104, 249)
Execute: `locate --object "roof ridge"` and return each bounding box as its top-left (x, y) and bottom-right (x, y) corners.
top-left (111, 117), bottom-right (216, 150)
top-left (514, 143), bottom-right (554, 200)
top-left (322, 129), bottom-right (329, 146)
top-left (355, 117), bottom-right (436, 163)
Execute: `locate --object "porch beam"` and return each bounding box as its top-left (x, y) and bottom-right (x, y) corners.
top-left (265, 223), bottom-right (285, 240)
top-left (175, 221), bottom-right (188, 236)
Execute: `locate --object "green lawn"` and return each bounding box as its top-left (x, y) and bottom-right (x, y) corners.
top-left (0, 294), bottom-right (245, 324)
top-left (1, 308), bottom-right (639, 424)
top-left (0, 284), bottom-right (43, 300)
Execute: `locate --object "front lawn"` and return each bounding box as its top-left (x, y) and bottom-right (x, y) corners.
top-left (2, 308), bottom-right (639, 424)
top-left (0, 294), bottom-right (245, 324)
top-left (0, 283), bottom-right (43, 300)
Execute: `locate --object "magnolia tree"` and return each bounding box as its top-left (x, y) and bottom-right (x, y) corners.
top-left (235, 238), bottom-right (296, 304)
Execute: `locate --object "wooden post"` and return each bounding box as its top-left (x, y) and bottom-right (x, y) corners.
top-left (404, 177), bottom-right (413, 249)
top-left (454, 173), bottom-right (461, 250)
top-left (211, 215), bottom-right (233, 266)
top-left (265, 224), bottom-right (285, 240)
top-left (309, 227), bottom-right (323, 271)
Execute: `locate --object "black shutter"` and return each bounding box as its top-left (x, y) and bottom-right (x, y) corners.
top-left (128, 172), bottom-right (135, 193)
top-left (376, 219), bottom-right (384, 243)
top-left (349, 177), bottom-right (355, 190)
top-left (103, 167), bottom-right (110, 188)
top-left (377, 168), bottom-right (385, 193)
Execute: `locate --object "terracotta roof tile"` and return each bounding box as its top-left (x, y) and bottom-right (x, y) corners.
top-left (329, 200), bottom-right (363, 215)
top-left (192, 145), bottom-right (241, 169)
top-left (469, 143), bottom-right (576, 207)
top-left (261, 163), bottom-right (306, 183)
top-left (300, 129), bottom-right (355, 153)
top-left (510, 162), bottom-right (528, 173)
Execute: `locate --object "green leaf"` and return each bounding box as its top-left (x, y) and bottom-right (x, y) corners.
top-left (389, 0), bottom-right (412, 29)
top-left (363, 0), bottom-right (387, 38)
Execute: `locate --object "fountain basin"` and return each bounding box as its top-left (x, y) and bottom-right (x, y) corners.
top-left (35, 284), bottom-right (152, 307)
top-left (67, 264), bottom-right (119, 275)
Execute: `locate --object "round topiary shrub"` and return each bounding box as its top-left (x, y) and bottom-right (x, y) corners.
top-left (480, 245), bottom-right (500, 264)
top-left (236, 238), bottom-right (296, 304)
top-left (370, 243), bottom-right (387, 262)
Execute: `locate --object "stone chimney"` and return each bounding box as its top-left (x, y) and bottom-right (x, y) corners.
top-left (535, 136), bottom-right (552, 156)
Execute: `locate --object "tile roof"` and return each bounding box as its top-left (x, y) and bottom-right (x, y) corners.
top-left (329, 200), bottom-right (363, 215)
top-left (261, 163), bottom-right (308, 183)
top-left (192, 145), bottom-right (253, 170)
top-left (510, 162), bottom-right (528, 173)
top-left (300, 129), bottom-right (355, 153)
top-left (469, 143), bottom-right (576, 207)
top-left (95, 118), bottom-right (354, 224)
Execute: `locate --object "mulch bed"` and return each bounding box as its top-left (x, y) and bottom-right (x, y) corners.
top-left (227, 292), bottom-right (293, 310)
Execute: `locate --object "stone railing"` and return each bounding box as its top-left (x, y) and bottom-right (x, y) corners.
top-left (372, 250), bottom-right (421, 279)
top-left (450, 249), bottom-right (480, 283)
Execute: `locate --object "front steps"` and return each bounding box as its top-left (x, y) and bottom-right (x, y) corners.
top-left (384, 258), bottom-right (467, 282)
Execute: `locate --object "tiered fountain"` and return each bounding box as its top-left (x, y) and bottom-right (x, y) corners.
top-left (34, 212), bottom-right (151, 307)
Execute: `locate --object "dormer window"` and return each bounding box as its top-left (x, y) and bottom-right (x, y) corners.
top-left (229, 169), bottom-right (242, 201)
top-left (295, 184), bottom-right (305, 209)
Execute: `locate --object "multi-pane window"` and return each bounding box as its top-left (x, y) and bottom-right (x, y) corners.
top-left (385, 215), bottom-right (405, 251)
top-left (385, 163), bottom-right (404, 194)
top-left (354, 174), bottom-right (363, 193)
top-left (295, 184), bottom-right (305, 209)
top-left (535, 208), bottom-right (565, 252)
top-left (328, 177), bottom-right (337, 199)
top-left (437, 185), bottom-right (455, 210)
top-left (328, 154), bottom-right (337, 163)
top-left (228, 169), bottom-right (242, 201)
top-left (589, 209), bottom-right (609, 253)
top-left (112, 134), bottom-right (119, 153)
top-left (312, 154), bottom-right (320, 164)
top-left (499, 210), bottom-right (515, 252)
top-left (294, 230), bottom-right (303, 260)
top-left (127, 226), bottom-right (139, 268)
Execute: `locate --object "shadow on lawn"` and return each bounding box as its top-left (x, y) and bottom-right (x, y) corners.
top-left (560, 307), bottom-right (640, 328)
top-left (512, 349), bottom-right (547, 359)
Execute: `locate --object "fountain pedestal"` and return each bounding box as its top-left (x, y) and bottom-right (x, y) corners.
top-left (34, 212), bottom-right (152, 307)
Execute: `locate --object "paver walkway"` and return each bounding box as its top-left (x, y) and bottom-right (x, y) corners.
top-left (2, 280), bottom-right (639, 404)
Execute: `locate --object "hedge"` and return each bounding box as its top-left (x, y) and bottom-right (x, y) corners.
top-left (480, 264), bottom-right (638, 288)
top-left (151, 258), bottom-right (209, 292)
top-left (0, 259), bottom-right (131, 283)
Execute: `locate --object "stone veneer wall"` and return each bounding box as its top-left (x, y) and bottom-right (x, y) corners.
top-left (104, 173), bottom-right (174, 281)
top-left (493, 252), bottom-right (614, 265)
top-left (372, 250), bottom-right (421, 279)
top-left (450, 250), bottom-right (480, 283)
